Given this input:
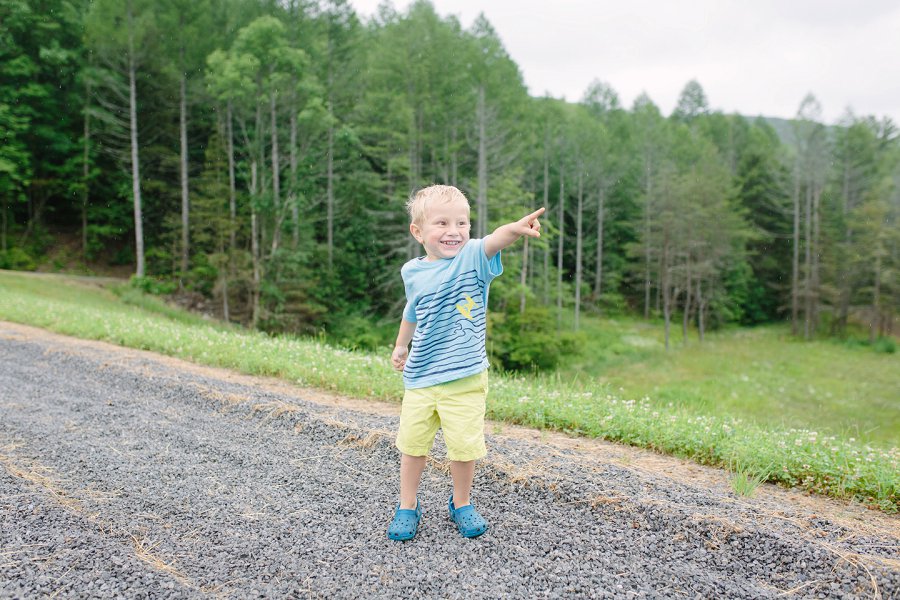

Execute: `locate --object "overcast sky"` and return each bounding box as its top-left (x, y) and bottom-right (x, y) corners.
top-left (348, 0), bottom-right (900, 124)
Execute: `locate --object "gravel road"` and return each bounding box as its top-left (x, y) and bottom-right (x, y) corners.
top-left (1, 322), bottom-right (898, 599)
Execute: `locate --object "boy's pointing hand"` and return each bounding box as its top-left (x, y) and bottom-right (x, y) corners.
top-left (484, 207), bottom-right (546, 258)
top-left (518, 207), bottom-right (545, 238)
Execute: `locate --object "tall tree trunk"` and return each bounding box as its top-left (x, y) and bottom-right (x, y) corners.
top-left (218, 238), bottom-right (230, 323)
top-left (82, 65), bottom-right (92, 259)
top-left (812, 185), bottom-right (821, 334)
top-left (791, 167), bottom-right (800, 336)
top-left (542, 148), bottom-right (550, 305)
top-left (643, 167), bottom-right (653, 319)
top-left (593, 187), bottom-right (605, 300)
top-left (662, 235), bottom-right (671, 351)
top-left (270, 92), bottom-right (281, 256)
top-left (556, 169), bottom-right (565, 330)
top-left (519, 169), bottom-right (533, 315)
top-left (451, 123), bottom-right (458, 187)
top-left (804, 183), bottom-right (812, 340)
top-left (254, 95), bottom-right (266, 252)
top-left (179, 58), bottom-right (189, 278)
top-left (222, 271), bottom-right (230, 322)
top-left (407, 88), bottom-right (417, 195)
top-left (574, 171), bottom-right (583, 331)
top-left (656, 254), bottom-right (663, 313)
top-left (440, 130), bottom-right (449, 182)
top-left (24, 186), bottom-right (33, 242)
top-left (871, 252), bottom-right (881, 343)
top-left (542, 243), bottom-right (551, 307)
top-left (290, 95), bottom-right (299, 250)
top-left (697, 278), bottom-right (705, 342)
top-left (250, 161), bottom-right (260, 328)
top-left (836, 157), bottom-right (852, 336)
top-left (682, 259), bottom-right (692, 343)
top-left (1, 202), bottom-right (6, 252)
top-left (476, 85), bottom-right (488, 239)
top-left (519, 237), bottom-right (529, 315)
top-left (227, 101), bottom-right (236, 252)
top-left (127, 0), bottom-right (144, 278)
top-left (327, 108), bottom-right (335, 270)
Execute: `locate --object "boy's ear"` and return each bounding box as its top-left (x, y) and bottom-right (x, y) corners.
top-left (409, 222), bottom-right (423, 243)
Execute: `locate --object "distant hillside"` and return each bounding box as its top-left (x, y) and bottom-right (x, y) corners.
top-left (759, 116), bottom-right (796, 145)
top-left (754, 115), bottom-right (840, 147)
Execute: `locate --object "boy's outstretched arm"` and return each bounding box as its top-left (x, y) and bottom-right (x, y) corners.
top-left (391, 318), bottom-right (416, 371)
top-left (484, 207), bottom-right (545, 259)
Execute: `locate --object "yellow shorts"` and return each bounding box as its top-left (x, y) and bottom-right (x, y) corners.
top-left (395, 370), bottom-right (488, 462)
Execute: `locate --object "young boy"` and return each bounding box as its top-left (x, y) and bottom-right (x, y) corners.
top-left (388, 184), bottom-right (544, 541)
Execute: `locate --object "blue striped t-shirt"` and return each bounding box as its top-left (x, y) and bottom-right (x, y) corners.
top-left (401, 238), bottom-right (503, 389)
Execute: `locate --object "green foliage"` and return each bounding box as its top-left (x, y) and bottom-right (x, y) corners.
top-left (185, 259), bottom-right (218, 297)
top-left (0, 247), bottom-right (37, 270)
top-left (128, 275), bottom-right (177, 296)
top-left (327, 314), bottom-right (395, 351)
top-left (488, 305), bottom-right (584, 372)
top-left (873, 337), bottom-right (896, 354)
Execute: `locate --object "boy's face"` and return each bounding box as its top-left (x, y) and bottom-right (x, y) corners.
top-left (410, 197), bottom-right (471, 261)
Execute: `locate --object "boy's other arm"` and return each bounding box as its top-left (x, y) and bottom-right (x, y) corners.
top-left (391, 318), bottom-right (416, 371)
top-left (483, 207), bottom-right (545, 259)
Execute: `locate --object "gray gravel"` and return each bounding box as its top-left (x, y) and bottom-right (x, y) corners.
top-left (1, 324), bottom-right (898, 599)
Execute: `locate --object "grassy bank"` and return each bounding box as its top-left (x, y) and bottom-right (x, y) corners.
top-left (1, 270), bottom-right (897, 512)
top-left (558, 317), bottom-right (899, 449)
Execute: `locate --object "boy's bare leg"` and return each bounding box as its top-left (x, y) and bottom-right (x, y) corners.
top-left (400, 453), bottom-right (427, 509)
top-left (450, 460), bottom-right (475, 508)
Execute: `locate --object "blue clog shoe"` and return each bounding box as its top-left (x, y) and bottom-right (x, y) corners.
top-left (387, 498), bottom-right (422, 541)
top-left (448, 495), bottom-right (488, 538)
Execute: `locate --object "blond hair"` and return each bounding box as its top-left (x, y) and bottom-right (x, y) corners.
top-left (406, 184), bottom-right (470, 225)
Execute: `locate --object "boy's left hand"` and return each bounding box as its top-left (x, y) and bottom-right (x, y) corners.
top-left (391, 345), bottom-right (408, 371)
top-left (485, 207), bottom-right (546, 259)
top-left (515, 207), bottom-right (544, 238)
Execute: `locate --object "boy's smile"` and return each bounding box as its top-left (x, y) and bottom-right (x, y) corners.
top-left (410, 198), bottom-right (471, 261)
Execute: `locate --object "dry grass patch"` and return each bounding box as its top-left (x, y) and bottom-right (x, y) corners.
top-left (588, 494), bottom-right (628, 508)
top-left (251, 400), bottom-right (298, 418)
top-left (689, 513), bottom-right (746, 550)
top-left (188, 383), bottom-right (248, 408)
top-left (129, 534), bottom-right (192, 587)
top-left (338, 430), bottom-right (389, 450)
top-left (316, 414), bottom-right (357, 431)
top-left (485, 457), bottom-right (561, 492)
top-left (0, 449), bottom-right (82, 512)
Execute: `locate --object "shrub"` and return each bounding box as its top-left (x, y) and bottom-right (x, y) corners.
top-left (329, 314), bottom-right (394, 351)
top-left (0, 247), bottom-right (37, 271)
top-left (129, 275), bottom-right (177, 296)
top-left (874, 336), bottom-right (896, 354)
top-left (489, 305), bottom-right (584, 372)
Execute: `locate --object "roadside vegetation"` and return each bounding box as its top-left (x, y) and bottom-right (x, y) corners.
top-left (2, 270), bottom-right (897, 512)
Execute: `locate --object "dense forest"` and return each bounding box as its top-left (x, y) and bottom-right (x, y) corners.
top-left (1, 0), bottom-right (898, 369)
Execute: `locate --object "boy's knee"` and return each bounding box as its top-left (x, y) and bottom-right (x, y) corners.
top-left (445, 445), bottom-right (487, 463)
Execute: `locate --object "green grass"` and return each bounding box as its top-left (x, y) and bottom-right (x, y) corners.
top-left (558, 316), bottom-right (900, 449)
top-left (1, 270), bottom-right (897, 512)
top-left (729, 460), bottom-right (772, 498)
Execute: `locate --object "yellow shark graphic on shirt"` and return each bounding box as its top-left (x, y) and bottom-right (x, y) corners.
top-left (456, 294), bottom-right (476, 320)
